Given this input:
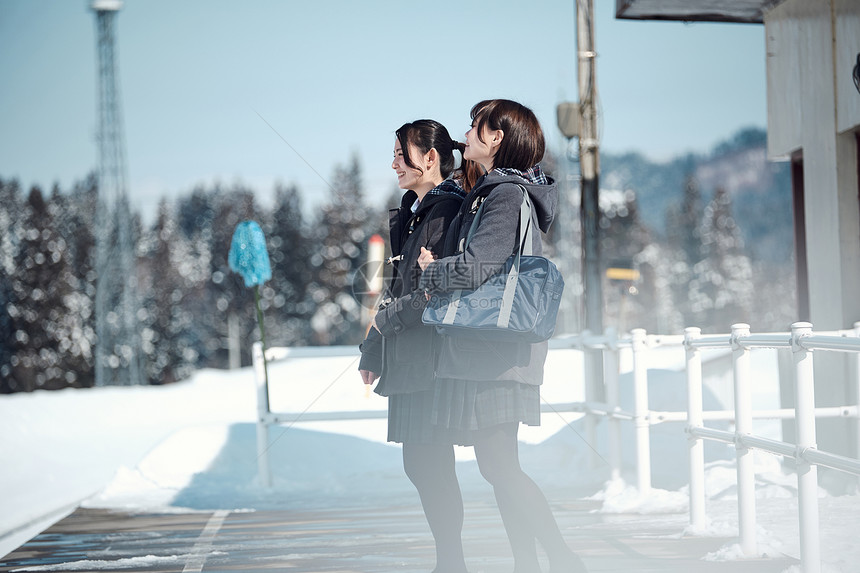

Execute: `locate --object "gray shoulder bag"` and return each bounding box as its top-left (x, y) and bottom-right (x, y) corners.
top-left (421, 186), bottom-right (565, 342)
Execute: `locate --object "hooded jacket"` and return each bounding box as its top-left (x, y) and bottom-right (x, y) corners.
top-left (418, 169), bottom-right (558, 386)
top-left (359, 180), bottom-right (465, 395)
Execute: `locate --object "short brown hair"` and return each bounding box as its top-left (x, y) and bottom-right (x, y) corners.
top-left (470, 99), bottom-right (545, 171)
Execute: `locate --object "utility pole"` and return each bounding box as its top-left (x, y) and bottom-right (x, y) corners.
top-left (575, 0), bottom-right (604, 468)
top-left (577, 0), bottom-right (603, 338)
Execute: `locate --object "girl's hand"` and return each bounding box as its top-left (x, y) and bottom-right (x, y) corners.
top-left (418, 247), bottom-right (436, 271)
top-left (359, 369), bottom-right (380, 385)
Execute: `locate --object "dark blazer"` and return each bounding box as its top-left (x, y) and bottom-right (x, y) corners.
top-left (418, 171), bottom-right (558, 386)
top-left (359, 181), bottom-right (464, 395)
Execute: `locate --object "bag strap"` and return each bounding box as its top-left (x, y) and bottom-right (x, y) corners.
top-left (461, 194), bottom-right (488, 252)
top-left (498, 187), bottom-right (532, 328)
top-left (463, 185), bottom-right (532, 253)
top-left (457, 182), bottom-right (502, 253)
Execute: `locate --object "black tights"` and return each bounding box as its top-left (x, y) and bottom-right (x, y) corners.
top-left (403, 424), bottom-right (579, 573)
top-left (403, 442), bottom-right (467, 573)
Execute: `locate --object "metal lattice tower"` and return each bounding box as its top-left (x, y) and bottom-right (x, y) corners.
top-left (92, 0), bottom-right (141, 386)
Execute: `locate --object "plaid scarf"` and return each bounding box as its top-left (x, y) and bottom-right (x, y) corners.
top-left (428, 178), bottom-right (466, 198)
top-left (413, 178), bottom-right (466, 211)
top-left (493, 164), bottom-right (548, 185)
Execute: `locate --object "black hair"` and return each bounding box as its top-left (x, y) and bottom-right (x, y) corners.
top-left (395, 119), bottom-right (459, 178)
top-left (395, 119), bottom-right (481, 192)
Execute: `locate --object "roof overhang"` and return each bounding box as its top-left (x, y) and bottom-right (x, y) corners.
top-left (615, 0), bottom-right (779, 24)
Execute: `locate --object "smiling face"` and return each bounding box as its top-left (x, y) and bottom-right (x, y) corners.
top-left (391, 137), bottom-right (440, 196)
top-left (391, 139), bottom-right (422, 190)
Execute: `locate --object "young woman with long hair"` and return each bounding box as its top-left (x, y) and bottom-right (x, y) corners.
top-left (358, 119), bottom-right (473, 572)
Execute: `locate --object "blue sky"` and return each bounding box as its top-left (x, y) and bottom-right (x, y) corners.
top-left (0, 0), bottom-right (766, 221)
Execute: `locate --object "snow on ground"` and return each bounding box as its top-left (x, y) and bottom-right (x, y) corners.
top-left (1, 344), bottom-right (859, 572)
top-left (8, 554), bottom-right (197, 572)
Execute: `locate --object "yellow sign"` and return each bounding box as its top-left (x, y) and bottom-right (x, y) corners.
top-left (606, 267), bottom-right (640, 281)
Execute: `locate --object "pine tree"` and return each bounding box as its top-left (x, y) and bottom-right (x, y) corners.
top-left (0, 178), bottom-right (23, 392)
top-left (50, 180), bottom-right (97, 388)
top-left (264, 183), bottom-right (313, 346)
top-left (665, 171), bottom-right (705, 328)
top-left (65, 174), bottom-right (99, 311)
top-left (599, 190), bottom-right (666, 333)
top-left (173, 188), bottom-right (216, 368)
top-left (10, 186), bottom-right (74, 390)
top-left (677, 172), bottom-right (703, 267)
top-left (139, 199), bottom-right (196, 383)
top-left (310, 154), bottom-right (370, 345)
top-left (693, 187), bottom-right (753, 329)
top-left (636, 241), bottom-right (686, 334)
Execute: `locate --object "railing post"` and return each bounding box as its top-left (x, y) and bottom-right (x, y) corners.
top-left (792, 321), bottom-right (820, 573)
top-left (684, 327), bottom-right (706, 531)
top-left (631, 328), bottom-right (651, 493)
top-left (731, 323), bottom-right (756, 557)
top-left (583, 331), bottom-right (604, 470)
top-left (253, 341), bottom-right (272, 488)
top-left (604, 329), bottom-right (622, 482)
top-left (853, 322), bottom-right (860, 470)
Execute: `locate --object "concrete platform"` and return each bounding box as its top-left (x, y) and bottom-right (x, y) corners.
top-left (0, 500), bottom-right (798, 572)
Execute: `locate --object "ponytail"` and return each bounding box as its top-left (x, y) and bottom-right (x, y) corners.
top-left (395, 120), bottom-right (482, 192)
top-left (450, 138), bottom-right (482, 193)
top-left (396, 120), bottom-right (458, 179)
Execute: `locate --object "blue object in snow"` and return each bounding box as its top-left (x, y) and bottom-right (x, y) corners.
top-left (228, 221), bottom-right (272, 287)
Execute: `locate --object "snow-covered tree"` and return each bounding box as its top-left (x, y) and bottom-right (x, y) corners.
top-left (672, 171), bottom-right (704, 266)
top-left (263, 183), bottom-right (313, 346)
top-left (310, 154), bottom-right (370, 345)
top-left (52, 178), bottom-right (98, 388)
top-left (8, 186), bottom-right (75, 390)
top-left (634, 241), bottom-right (685, 334)
top-left (691, 187), bottom-right (754, 328)
top-left (173, 188), bottom-right (217, 367)
top-left (599, 189), bottom-right (673, 334)
top-left (0, 178), bottom-right (23, 392)
top-left (139, 199), bottom-right (197, 383)
top-left (664, 178), bottom-right (755, 332)
top-left (665, 172), bottom-right (702, 328)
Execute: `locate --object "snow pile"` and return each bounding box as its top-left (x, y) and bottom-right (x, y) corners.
top-left (588, 478), bottom-right (688, 514)
top-left (86, 422), bottom-right (412, 512)
top-left (703, 536), bottom-right (787, 562)
top-left (12, 554), bottom-right (192, 572)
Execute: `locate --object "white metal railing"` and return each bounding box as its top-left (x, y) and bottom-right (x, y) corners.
top-left (251, 344), bottom-right (382, 488)
top-left (251, 341), bottom-right (606, 487)
top-left (251, 322), bottom-right (860, 572)
top-left (683, 322), bottom-right (860, 573)
top-left (252, 333), bottom-right (649, 488)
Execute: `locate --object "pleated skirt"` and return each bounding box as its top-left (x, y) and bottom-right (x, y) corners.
top-left (387, 378), bottom-right (541, 446)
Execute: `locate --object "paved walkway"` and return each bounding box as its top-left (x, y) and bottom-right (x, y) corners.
top-left (0, 500), bottom-right (798, 573)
